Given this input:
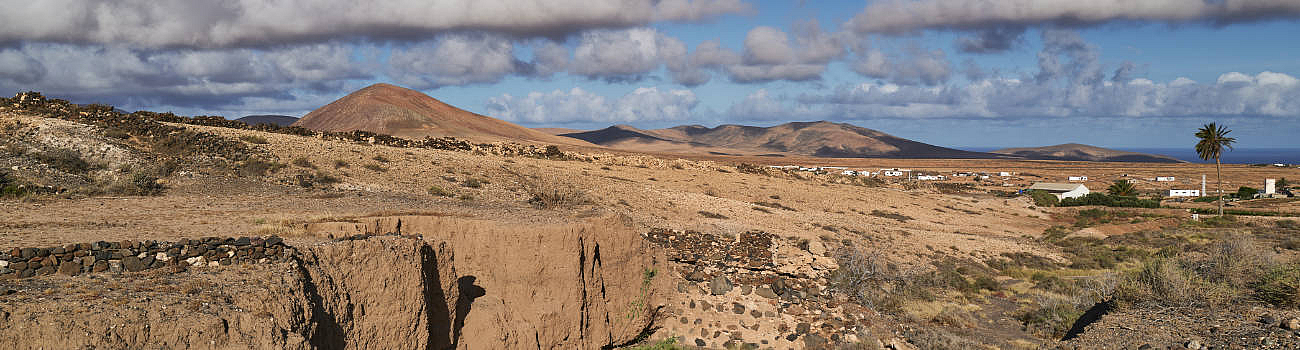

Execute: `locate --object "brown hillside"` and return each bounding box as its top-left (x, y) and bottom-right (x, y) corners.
top-left (563, 120), bottom-right (1004, 158)
top-left (293, 83), bottom-right (588, 145)
top-left (992, 143), bottom-right (1184, 163)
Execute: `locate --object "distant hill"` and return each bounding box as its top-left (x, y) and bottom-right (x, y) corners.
top-left (991, 143), bottom-right (1184, 163)
top-left (533, 127), bottom-right (585, 135)
top-left (236, 115), bottom-right (298, 127)
top-left (563, 121), bottom-right (1006, 159)
top-left (293, 83), bottom-right (588, 145)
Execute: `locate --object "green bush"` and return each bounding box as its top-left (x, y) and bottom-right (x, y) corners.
top-left (461, 178), bottom-right (487, 188)
top-left (1254, 263), bottom-right (1300, 307)
top-left (1237, 186), bottom-right (1259, 199)
top-left (0, 171), bottom-right (29, 198)
top-left (1028, 190), bottom-right (1058, 207)
top-left (1059, 193), bottom-right (1158, 208)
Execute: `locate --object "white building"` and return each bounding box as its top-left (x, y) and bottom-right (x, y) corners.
top-left (1156, 176), bottom-right (1176, 182)
top-left (1028, 183), bottom-right (1091, 200)
top-left (882, 170), bottom-right (903, 177)
top-left (1168, 189), bottom-right (1201, 197)
top-left (841, 170), bottom-right (857, 176)
top-left (999, 172), bottom-right (1013, 177)
top-left (917, 175), bottom-right (945, 181)
top-left (1068, 176), bottom-right (1088, 182)
top-left (1267, 179), bottom-right (1277, 194)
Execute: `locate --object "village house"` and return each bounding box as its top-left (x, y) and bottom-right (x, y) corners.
top-left (1156, 176), bottom-right (1176, 182)
top-left (1168, 189), bottom-right (1201, 197)
top-left (881, 168), bottom-right (904, 177)
top-left (917, 175), bottom-right (945, 181)
top-left (1028, 183), bottom-right (1090, 199)
top-left (1067, 176), bottom-right (1088, 182)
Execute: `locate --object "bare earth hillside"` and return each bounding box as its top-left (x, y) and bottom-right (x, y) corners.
top-left (293, 83), bottom-right (589, 146)
top-left (564, 121), bottom-right (1008, 159)
top-left (4, 92), bottom-right (1300, 349)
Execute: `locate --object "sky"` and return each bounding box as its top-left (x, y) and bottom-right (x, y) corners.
top-left (1, 0), bottom-right (1298, 148)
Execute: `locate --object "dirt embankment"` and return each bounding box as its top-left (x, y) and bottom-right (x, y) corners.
top-left (0, 216), bottom-right (663, 349)
top-left (304, 215), bottom-right (668, 349)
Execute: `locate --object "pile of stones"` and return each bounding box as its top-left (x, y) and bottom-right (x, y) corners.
top-left (0, 236), bottom-right (293, 279)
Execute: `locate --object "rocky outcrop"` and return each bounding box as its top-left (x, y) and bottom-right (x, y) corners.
top-left (298, 235), bottom-right (459, 350)
top-left (304, 216), bottom-right (668, 349)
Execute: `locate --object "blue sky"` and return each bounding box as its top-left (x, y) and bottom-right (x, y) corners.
top-left (2, 0), bottom-right (1298, 148)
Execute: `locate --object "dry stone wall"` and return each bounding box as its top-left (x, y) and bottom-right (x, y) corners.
top-left (0, 236), bottom-right (292, 279)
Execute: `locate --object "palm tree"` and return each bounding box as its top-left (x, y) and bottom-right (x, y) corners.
top-left (1195, 123), bottom-right (1236, 215)
top-left (1107, 180), bottom-right (1137, 197)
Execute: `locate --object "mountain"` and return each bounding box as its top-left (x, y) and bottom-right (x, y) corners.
top-left (563, 121), bottom-right (1004, 159)
top-left (236, 115), bottom-right (298, 127)
top-left (293, 83), bottom-right (585, 145)
top-left (533, 127), bottom-right (585, 135)
top-left (991, 143), bottom-right (1184, 163)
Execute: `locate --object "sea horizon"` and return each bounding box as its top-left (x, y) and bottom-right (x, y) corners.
top-left (961, 147), bottom-right (1300, 165)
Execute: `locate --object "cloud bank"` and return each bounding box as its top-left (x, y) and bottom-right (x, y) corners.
top-left (0, 0), bottom-right (751, 48)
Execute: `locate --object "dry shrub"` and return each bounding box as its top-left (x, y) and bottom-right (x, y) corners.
top-left (525, 180), bottom-right (588, 209)
top-left (931, 306), bottom-right (977, 328)
top-left (1115, 258), bottom-right (1229, 307)
top-left (830, 246), bottom-right (933, 313)
top-left (291, 157), bottom-right (317, 169)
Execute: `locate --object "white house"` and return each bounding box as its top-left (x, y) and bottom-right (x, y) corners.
top-left (917, 175), bottom-right (945, 181)
top-left (1028, 183), bottom-right (1091, 200)
top-left (1068, 176), bottom-right (1088, 182)
top-left (1156, 176), bottom-right (1176, 182)
top-left (882, 170), bottom-right (903, 177)
top-left (841, 170), bottom-right (857, 176)
top-left (999, 172), bottom-right (1013, 177)
top-left (1168, 189), bottom-right (1201, 197)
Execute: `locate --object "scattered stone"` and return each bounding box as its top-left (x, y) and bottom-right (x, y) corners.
top-left (710, 275), bottom-right (733, 295)
top-left (740, 285), bottom-right (752, 295)
top-left (732, 303), bottom-right (746, 314)
top-left (796, 322), bottom-right (811, 334)
top-left (121, 256), bottom-right (145, 272)
top-left (36, 265), bottom-right (55, 275)
top-left (1284, 318), bottom-right (1300, 330)
top-left (755, 286), bottom-right (777, 299)
top-left (750, 310), bottom-right (762, 318)
top-left (1185, 340), bottom-right (1202, 350)
top-left (109, 260), bottom-right (123, 273)
top-left (695, 339), bottom-right (705, 347)
top-left (92, 261), bottom-right (107, 272)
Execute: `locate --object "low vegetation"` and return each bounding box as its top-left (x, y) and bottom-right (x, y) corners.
top-left (238, 135), bottom-right (268, 144)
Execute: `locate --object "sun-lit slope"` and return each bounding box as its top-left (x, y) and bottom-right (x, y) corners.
top-left (567, 120), bottom-right (1005, 158)
top-left (992, 143), bottom-right (1184, 163)
top-left (293, 83), bottom-right (591, 145)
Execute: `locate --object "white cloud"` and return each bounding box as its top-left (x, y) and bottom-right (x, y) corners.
top-left (485, 86), bottom-right (698, 124)
top-left (725, 22), bottom-right (845, 83)
top-left (389, 34), bottom-right (521, 88)
top-left (572, 28), bottom-right (687, 81)
top-left (784, 71), bottom-right (1300, 120)
top-left (0, 0), bottom-right (752, 48)
top-left (847, 0), bottom-right (1300, 34)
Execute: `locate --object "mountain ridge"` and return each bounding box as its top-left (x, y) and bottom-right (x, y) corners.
top-left (292, 83), bottom-right (587, 145)
top-left (991, 143), bottom-right (1184, 163)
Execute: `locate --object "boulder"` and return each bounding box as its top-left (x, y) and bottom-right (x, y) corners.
top-left (57, 261), bottom-right (80, 276)
top-left (121, 256), bottom-right (145, 272)
top-left (709, 275), bottom-right (733, 295)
